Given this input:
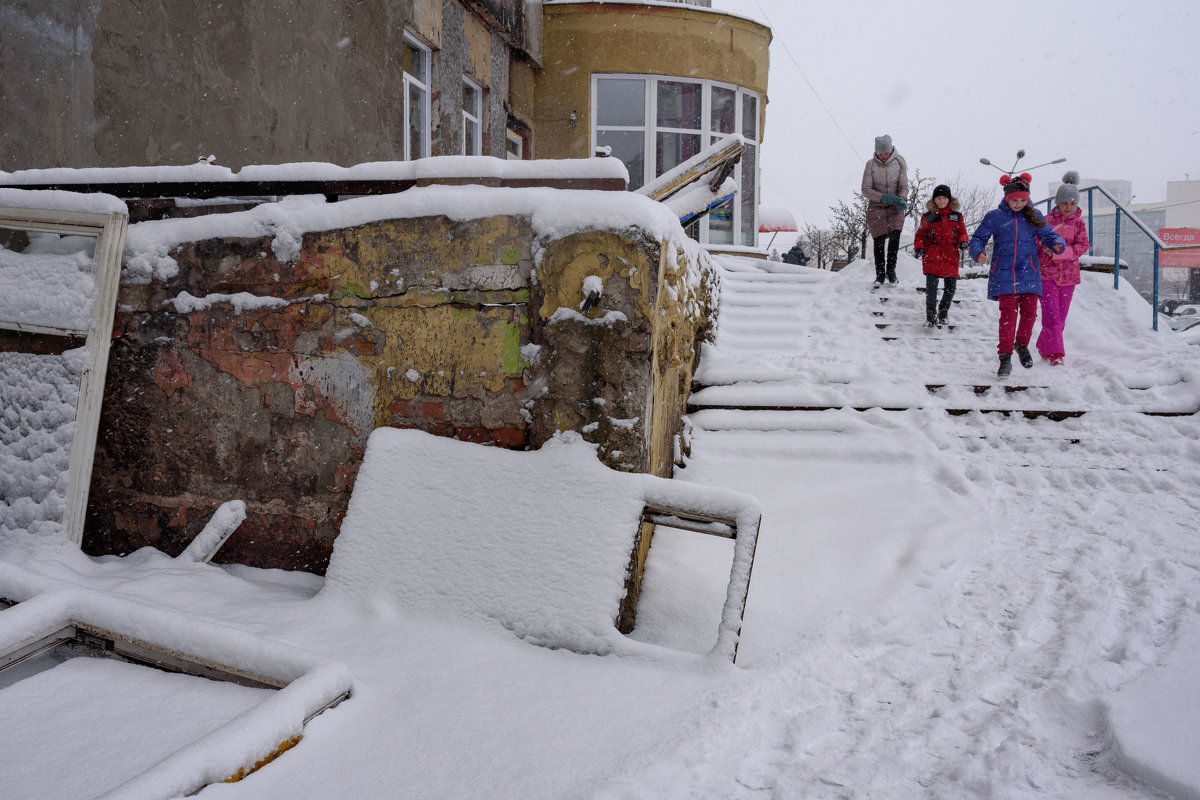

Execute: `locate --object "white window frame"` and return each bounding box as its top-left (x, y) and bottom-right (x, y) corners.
top-left (462, 76), bottom-right (483, 156)
top-left (0, 206), bottom-right (128, 546)
top-left (402, 33), bottom-right (431, 161)
top-left (592, 74), bottom-right (761, 245)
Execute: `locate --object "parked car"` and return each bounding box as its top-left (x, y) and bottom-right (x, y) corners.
top-left (1177, 324), bottom-right (1200, 347)
top-left (1169, 315), bottom-right (1200, 332)
top-left (1175, 304), bottom-right (1200, 317)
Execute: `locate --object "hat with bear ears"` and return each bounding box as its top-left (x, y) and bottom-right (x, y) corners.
top-left (999, 172), bottom-right (1032, 201)
top-left (1055, 171), bottom-right (1081, 205)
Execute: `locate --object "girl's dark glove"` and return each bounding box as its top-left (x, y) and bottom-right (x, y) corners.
top-left (914, 249), bottom-right (924, 258)
top-left (959, 242), bottom-right (969, 251)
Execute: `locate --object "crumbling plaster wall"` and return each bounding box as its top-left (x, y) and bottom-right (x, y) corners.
top-left (85, 207), bottom-right (716, 573)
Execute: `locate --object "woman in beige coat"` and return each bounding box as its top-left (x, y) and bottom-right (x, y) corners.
top-left (861, 134), bottom-right (909, 287)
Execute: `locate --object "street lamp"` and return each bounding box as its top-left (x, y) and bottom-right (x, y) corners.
top-left (980, 149), bottom-right (1066, 177)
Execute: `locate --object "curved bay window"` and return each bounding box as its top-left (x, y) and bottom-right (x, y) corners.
top-left (593, 74), bottom-right (760, 246)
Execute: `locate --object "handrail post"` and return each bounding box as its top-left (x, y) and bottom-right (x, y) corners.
top-left (1114, 207), bottom-right (1121, 290)
top-left (1086, 189), bottom-right (1094, 256)
top-left (1153, 245), bottom-right (1160, 331)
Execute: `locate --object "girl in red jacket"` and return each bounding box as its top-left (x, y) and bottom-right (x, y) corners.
top-left (1035, 172), bottom-right (1090, 365)
top-left (913, 184), bottom-right (970, 327)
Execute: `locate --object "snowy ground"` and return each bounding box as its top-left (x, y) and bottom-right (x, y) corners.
top-left (3, 252), bottom-right (1200, 799)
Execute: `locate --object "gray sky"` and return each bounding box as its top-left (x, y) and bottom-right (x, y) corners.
top-left (717, 0), bottom-right (1200, 229)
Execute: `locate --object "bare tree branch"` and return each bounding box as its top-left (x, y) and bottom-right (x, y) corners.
top-left (799, 223), bottom-right (838, 270)
top-left (906, 167), bottom-right (938, 232)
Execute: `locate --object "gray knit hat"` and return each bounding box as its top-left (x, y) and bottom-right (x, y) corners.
top-left (874, 135), bottom-right (894, 155)
top-left (1055, 171), bottom-right (1080, 204)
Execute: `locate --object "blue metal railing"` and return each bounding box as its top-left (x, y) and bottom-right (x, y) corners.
top-left (1038, 184), bottom-right (1199, 331)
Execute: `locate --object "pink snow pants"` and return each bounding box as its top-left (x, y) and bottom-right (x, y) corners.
top-left (997, 293), bottom-right (1038, 355)
top-left (1036, 282), bottom-right (1075, 359)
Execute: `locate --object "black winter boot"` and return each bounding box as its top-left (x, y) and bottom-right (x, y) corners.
top-left (925, 309), bottom-right (937, 328)
top-left (997, 353), bottom-right (1013, 377)
top-left (937, 306), bottom-right (950, 326)
top-left (1015, 344), bottom-right (1033, 369)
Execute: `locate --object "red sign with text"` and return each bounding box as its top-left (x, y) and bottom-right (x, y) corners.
top-left (1159, 228), bottom-right (1200, 268)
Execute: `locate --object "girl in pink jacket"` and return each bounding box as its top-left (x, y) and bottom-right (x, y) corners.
top-left (1035, 172), bottom-right (1090, 365)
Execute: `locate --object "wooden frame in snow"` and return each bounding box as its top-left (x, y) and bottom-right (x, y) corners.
top-left (322, 428), bottom-right (762, 663)
top-left (0, 206), bottom-right (127, 546)
top-left (0, 584), bottom-right (352, 797)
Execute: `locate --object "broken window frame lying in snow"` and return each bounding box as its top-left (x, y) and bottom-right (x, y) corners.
top-left (0, 587), bottom-right (352, 797)
top-left (322, 428), bottom-right (762, 664)
top-left (0, 206), bottom-right (127, 545)
top-left (634, 501), bottom-right (760, 662)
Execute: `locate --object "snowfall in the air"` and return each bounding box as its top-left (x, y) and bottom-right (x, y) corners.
top-left (2, 181), bottom-right (1200, 800)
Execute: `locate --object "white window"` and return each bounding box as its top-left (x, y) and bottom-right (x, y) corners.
top-left (402, 34), bottom-right (430, 160)
top-left (462, 77), bottom-right (483, 156)
top-left (593, 75), bottom-right (761, 245)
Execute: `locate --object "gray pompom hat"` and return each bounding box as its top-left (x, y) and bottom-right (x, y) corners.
top-left (874, 135), bottom-right (894, 155)
top-left (1055, 171), bottom-right (1081, 204)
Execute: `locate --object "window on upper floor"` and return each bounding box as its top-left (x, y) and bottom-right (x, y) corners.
top-left (593, 74), bottom-right (761, 246)
top-left (463, 77), bottom-right (483, 156)
top-left (402, 34), bottom-right (431, 160)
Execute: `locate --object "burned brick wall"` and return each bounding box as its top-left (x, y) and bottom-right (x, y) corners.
top-left (84, 208), bottom-right (715, 573)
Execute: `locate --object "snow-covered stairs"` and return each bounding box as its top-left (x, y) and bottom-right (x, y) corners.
top-left (684, 255), bottom-right (1200, 477)
top-left (689, 256), bottom-right (1200, 419)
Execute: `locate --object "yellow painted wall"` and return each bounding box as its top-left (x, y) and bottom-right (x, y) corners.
top-left (534, 4), bottom-right (771, 160)
top-left (464, 12), bottom-right (493, 83)
top-left (413, 0), bottom-right (443, 48)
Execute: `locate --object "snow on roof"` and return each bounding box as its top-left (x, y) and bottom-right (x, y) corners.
top-left (0, 156), bottom-right (629, 187)
top-left (757, 205), bottom-right (798, 232)
top-left (322, 428), bottom-right (759, 659)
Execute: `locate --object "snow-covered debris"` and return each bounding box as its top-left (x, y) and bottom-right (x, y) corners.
top-left (178, 500), bottom-right (247, 563)
top-left (0, 582), bottom-right (352, 800)
top-left (322, 427), bottom-right (759, 660)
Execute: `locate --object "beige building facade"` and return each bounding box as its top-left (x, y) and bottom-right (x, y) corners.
top-left (535, 2), bottom-right (771, 245)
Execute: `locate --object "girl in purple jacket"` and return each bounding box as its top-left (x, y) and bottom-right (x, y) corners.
top-left (969, 173), bottom-right (1065, 377)
top-left (1035, 172), bottom-right (1090, 365)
